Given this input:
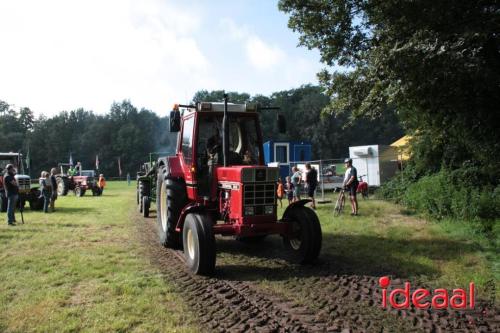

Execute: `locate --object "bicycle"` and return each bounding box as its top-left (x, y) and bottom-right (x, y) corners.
top-left (333, 188), bottom-right (345, 216)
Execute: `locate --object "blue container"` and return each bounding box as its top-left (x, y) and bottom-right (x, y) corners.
top-left (263, 141), bottom-right (312, 180)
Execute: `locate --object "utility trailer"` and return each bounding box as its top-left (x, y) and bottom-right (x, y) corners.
top-left (147, 97), bottom-right (322, 275)
top-left (349, 145), bottom-right (399, 187)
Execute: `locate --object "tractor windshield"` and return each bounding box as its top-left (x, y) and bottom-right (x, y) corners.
top-left (0, 155), bottom-right (21, 173)
top-left (197, 114), bottom-right (262, 166)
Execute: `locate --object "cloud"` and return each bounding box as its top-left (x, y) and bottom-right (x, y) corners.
top-left (245, 36), bottom-right (285, 70)
top-left (219, 17), bottom-right (285, 71)
top-left (0, 0), bottom-right (215, 115)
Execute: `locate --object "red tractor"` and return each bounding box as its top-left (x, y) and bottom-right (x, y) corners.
top-left (56, 163), bottom-right (102, 197)
top-left (154, 96), bottom-right (322, 275)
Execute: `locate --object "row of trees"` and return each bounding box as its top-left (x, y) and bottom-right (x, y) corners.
top-left (1, 85), bottom-right (403, 177)
top-left (0, 100), bottom-right (175, 177)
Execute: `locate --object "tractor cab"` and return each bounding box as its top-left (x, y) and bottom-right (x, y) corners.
top-left (155, 95), bottom-right (322, 275)
top-left (181, 104), bottom-right (265, 197)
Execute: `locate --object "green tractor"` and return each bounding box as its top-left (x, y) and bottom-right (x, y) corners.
top-left (136, 152), bottom-right (171, 217)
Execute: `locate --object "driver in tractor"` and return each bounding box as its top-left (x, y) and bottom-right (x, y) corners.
top-left (68, 165), bottom-right (77, 176)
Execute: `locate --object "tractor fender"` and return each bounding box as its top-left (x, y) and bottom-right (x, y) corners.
top-left (157, 156), bottom-right (183, 179)
top-left (175, 203), bottom-right (207, 233)
top-left (282, 199), bottom-right (312, 220)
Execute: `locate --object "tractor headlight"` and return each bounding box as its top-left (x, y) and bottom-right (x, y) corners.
top-left (265, 205), bottom-right (274, 215)
top-left (244, 206), bottom-right (255, 216)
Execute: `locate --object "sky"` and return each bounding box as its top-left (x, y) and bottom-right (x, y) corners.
top-left (0, 0), bottom-right (323, 117)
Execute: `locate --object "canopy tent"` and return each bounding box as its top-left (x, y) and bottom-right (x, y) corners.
top-left (390, 135), bottom-right (412, 161)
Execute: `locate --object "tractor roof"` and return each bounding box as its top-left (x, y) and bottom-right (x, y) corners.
top-left (0, 152), bottom-right (22, 157)
top-left (176, 102), bottom-right (257, 113)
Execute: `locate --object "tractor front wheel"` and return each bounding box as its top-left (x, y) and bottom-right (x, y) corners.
top-left (283, 206), bottom-right (322, 264)
top-left (75, 187), bottom-right (85, 197)
top-left (29, 190), bottom-right (44, 210)
top-left (183, 213), bottom-right (216, 275)
top-left (156, 165), bottom-right (187, 248)
top-left (142, 196), bottom-right (150, 218)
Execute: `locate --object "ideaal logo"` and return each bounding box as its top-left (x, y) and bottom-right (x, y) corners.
top-left (379, 276), bottom-right (475, 310)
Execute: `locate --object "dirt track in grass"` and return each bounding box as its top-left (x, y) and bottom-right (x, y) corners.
top-left (134, 210), bottom-right (499, 333)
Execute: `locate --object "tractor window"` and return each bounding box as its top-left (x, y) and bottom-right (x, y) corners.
top-left (234, 117), bottom-right (260, 164)
top-left (181, 116), bottom-right (195, 165)
top-left (0, 156), bottom-right (19, 172)
top-left (196, 114), bottom-right (262, 166)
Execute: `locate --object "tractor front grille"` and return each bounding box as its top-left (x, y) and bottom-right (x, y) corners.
top-left (17, 178), bottom-right (31, 191)
top-left (244, 183), bottom-right (276, 206)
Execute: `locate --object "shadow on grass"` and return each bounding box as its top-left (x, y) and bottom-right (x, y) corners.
top-left (215, 233), bottom-right (480, 282)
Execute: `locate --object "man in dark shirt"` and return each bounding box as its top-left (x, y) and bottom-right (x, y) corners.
top-left (3, 164), bottom-right (19, 225)
top-left (305, 163), bottom-right (318, 209)
top-left (343, 158), bottom-right (359, 216)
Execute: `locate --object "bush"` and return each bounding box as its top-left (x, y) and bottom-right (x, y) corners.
top-left (379, 166), bottom-right (499, 233)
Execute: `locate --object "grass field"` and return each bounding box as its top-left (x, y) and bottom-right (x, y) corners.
top-left (218, 193), bottom-right (498, 302)
top-left (0, 182), bottom-right (196, 333)
top-left (306, 197), bottom-right (498, 294)
top-left (0, 182), bottom-right (497, 332)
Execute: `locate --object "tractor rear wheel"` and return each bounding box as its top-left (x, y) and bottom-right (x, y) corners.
top-left (283, 206), bottom-right (322, 264)
top-left (136, 184), bottom-right (140, 205)
top-left (156, 165), bottom-right (187, 248)
top-left (56, 177), bottom-right (69, 196)
top-left (183, 213), bottom-right (216, 275)
top-left (142, 196), bottom-right (150, 218)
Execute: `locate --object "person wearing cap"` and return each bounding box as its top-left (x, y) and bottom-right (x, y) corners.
top-left (343, 158), bottom-right (359, 216)
top-left (3, 164), bottom-right (19, 225)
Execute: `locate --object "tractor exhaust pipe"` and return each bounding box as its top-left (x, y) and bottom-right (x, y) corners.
top-left (222, 94), bottom-right (229, 167)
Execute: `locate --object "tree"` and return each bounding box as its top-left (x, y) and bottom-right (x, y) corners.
top-left (279, 0), bottom-right (500, 174)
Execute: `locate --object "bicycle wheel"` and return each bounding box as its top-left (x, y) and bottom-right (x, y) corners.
top-left (334, 191), bottom-right (344, 216)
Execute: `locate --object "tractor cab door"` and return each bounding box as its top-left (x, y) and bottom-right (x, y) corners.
top-left (180, 115), bottom-right (196, 196)
top-left (196, 116), bottom-right (221, 197)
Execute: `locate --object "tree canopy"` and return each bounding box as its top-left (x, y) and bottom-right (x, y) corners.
top-left (279, 0), bottom-right (500, 175)
top-left (1, 86), bottom-right (402, 177)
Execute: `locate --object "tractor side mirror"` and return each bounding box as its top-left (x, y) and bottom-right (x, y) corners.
top-left (277, 114), bottom-right (286, 134)
top-left (169, 110), bottom-right (181, 132)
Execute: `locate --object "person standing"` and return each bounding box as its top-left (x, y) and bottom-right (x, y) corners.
top-left (290, 166), bottom-right (302, 202)
top-left (4, 164), bottom-right (18, 225)
top-left (276, 177), bottom-right (284, 208)
top-left (285, 176), bottom-right (294, 205)
top-left (343, 158), bottom-right (359, 216)
top-left (305, 163), bottom-right (318, 209)
top-left (50, 168), bottom-right (58, 212)
top-left (127, 173), bottom-right (131, 186)
top-left (39, 171), bottom-right (52, 213)
top-left (98, 174), bottom-right (106, 195)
